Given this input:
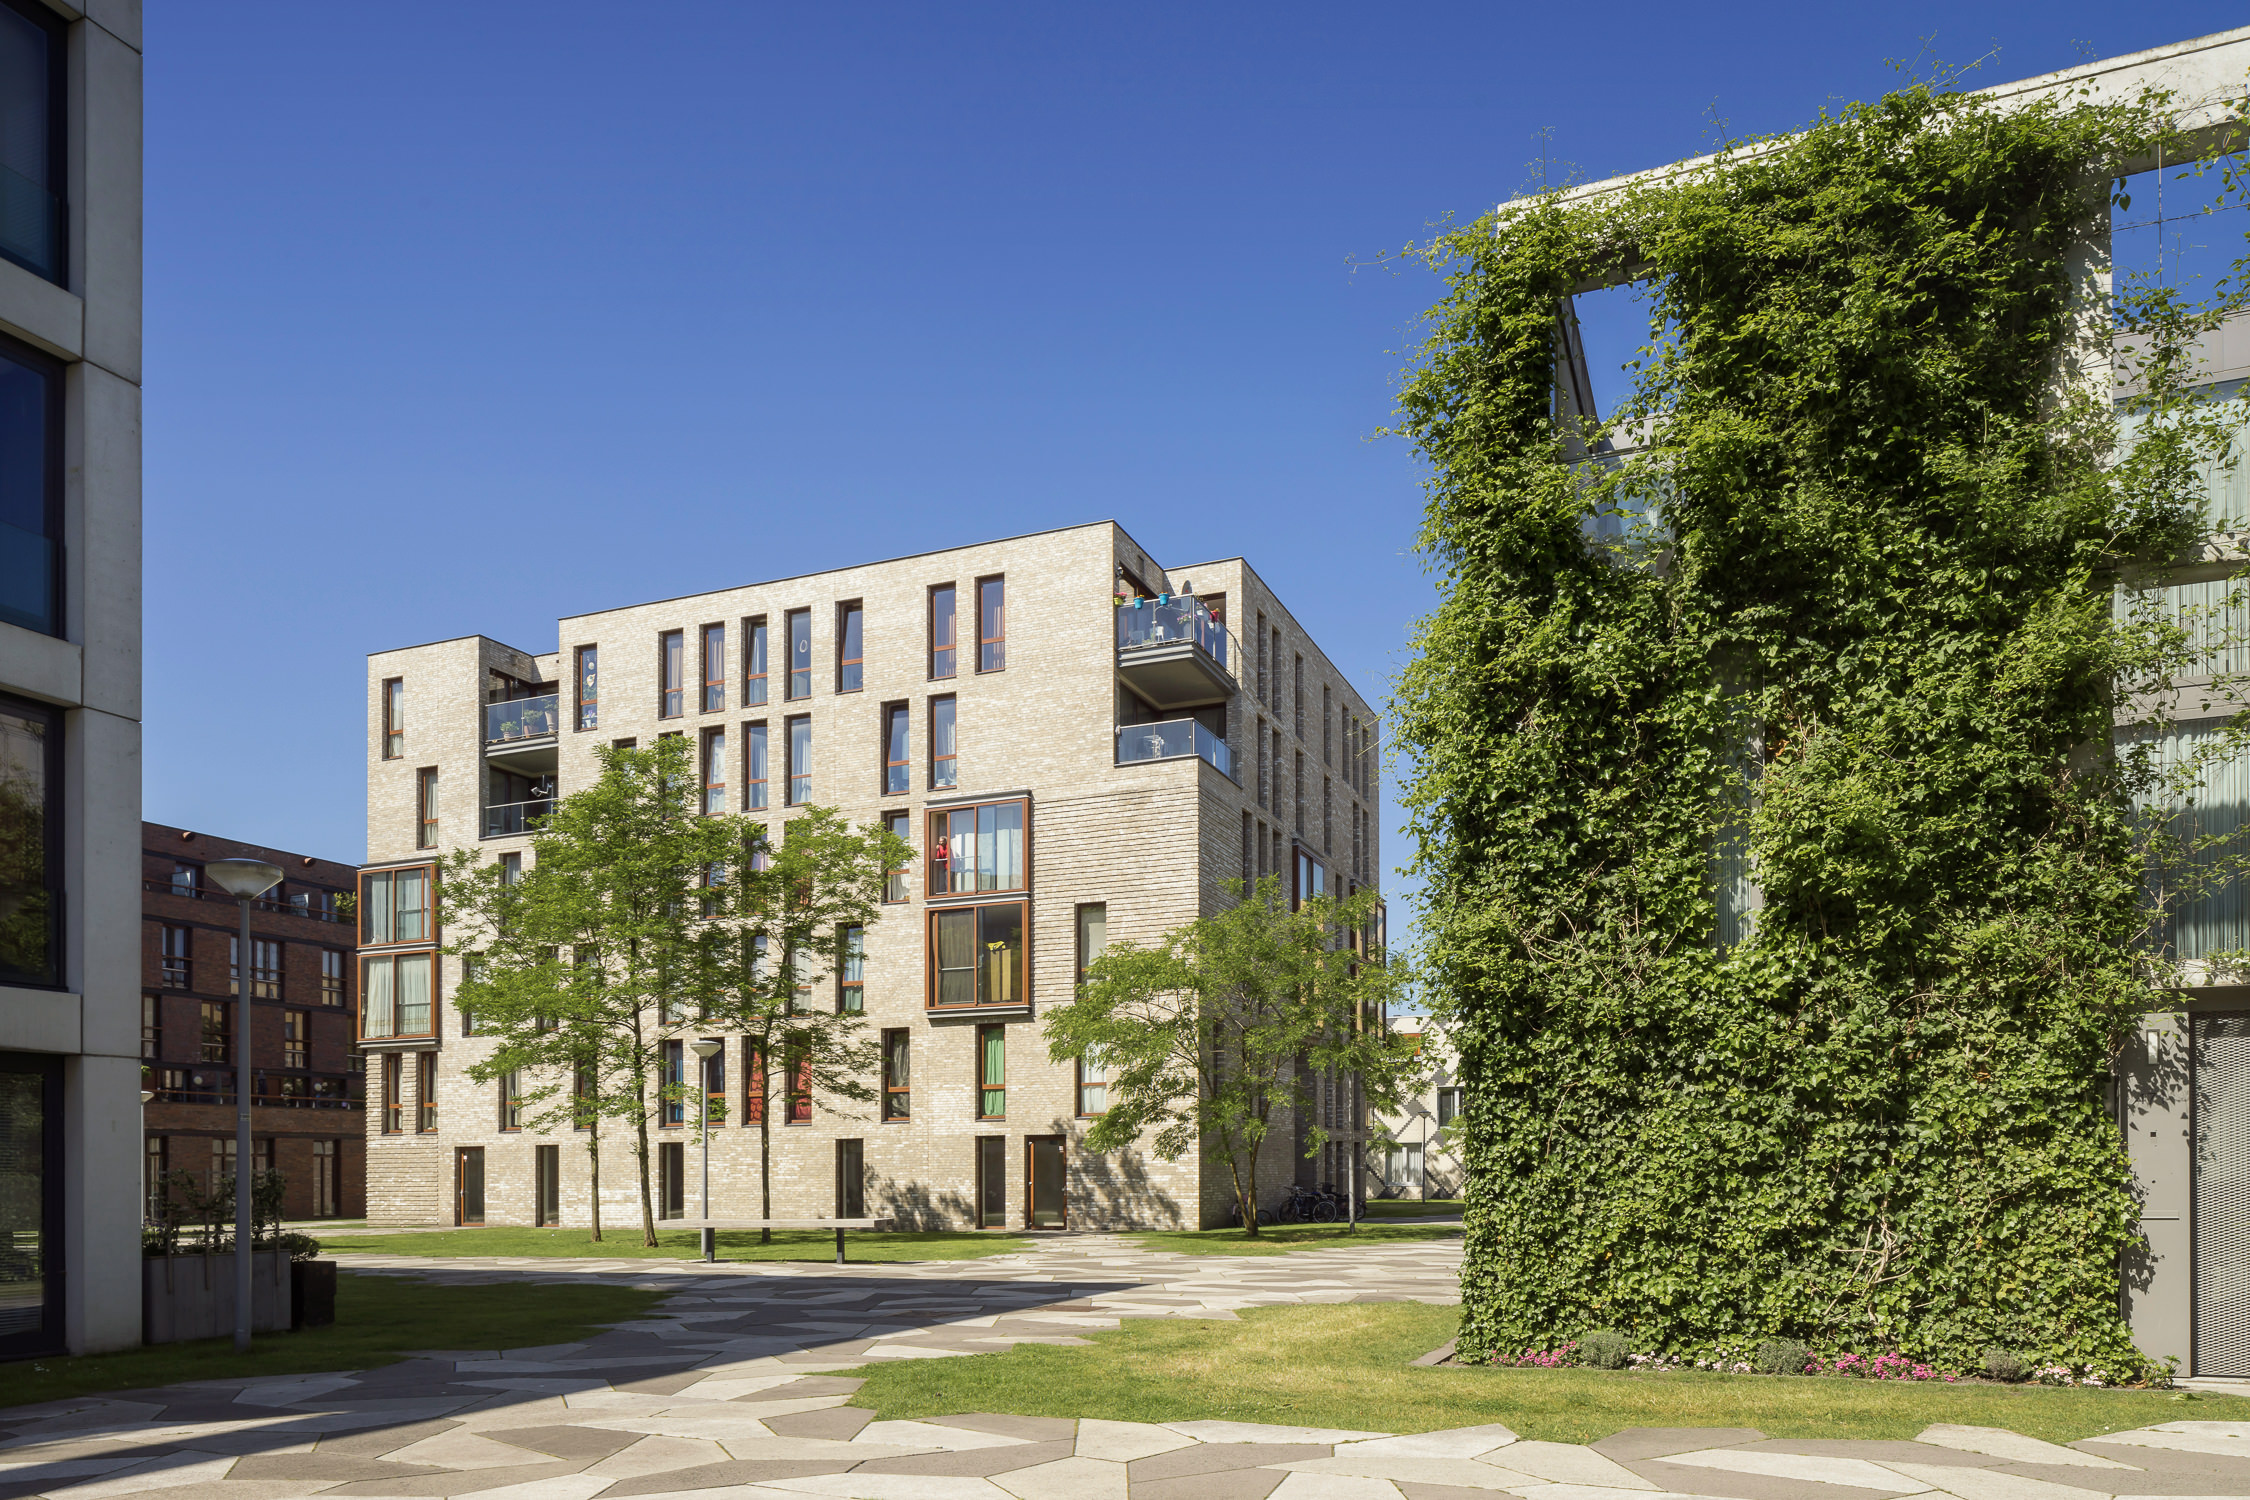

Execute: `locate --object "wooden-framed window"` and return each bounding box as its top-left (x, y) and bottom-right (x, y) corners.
top-left (744, 1047), bottom-right (765, 1125)
top-left (976, 1023), bottom-right (1005, 1118)
top-left (360, 952), bottom-right (436, 1041)
top-left (881, 1029), bottom-right (910, 1120)
top-left (1075, 902), bottom-right (1106, 986)
top-left (743, 616), bottom-right (768, 706)
top-left (573, 1066), bottom-right (595, 1132)
top-left (320, 948), bottom-right (345, 1005)
top-left (1076, 1049), bottom-right (1108, 1117)
top-left (700, 623), bottom-right (726, 713)
top-left (499, 852), bottom-right (522, 885)
top-left (381, 1052), bottom-right (402, 1134)
top-left (929, 584), bottom-right (957, 679)
top-left (499, 1071), bottom-right (524, 1130)
top-left (1255, 612), bottom-right (1267, 703)
top-left (883, 703), bottom-right (910, 795)
top-left (786, 715), bottom-right (811, 804)
top-left (415, 1052), bottom-right (437, 1132)
top-left (839, 925), bottom-right (864, 1012)
top-left (837, 602), bottom-right (863, 693)
top-left (283, 1009), bottom-right (309, 1069)
top-left (198, 1000), bottom-right (228, 1063)
top-left (1293, 750), bottom-right (1305, 835)
top-left (416, 768), bottom-right (439, 849)
top-left (926, 797), bottom-right (1027, 896)
top-left (361, 865), bottom-right (434, 945)
top-left (140, 994), bottom-right (160, 1059)
top-left (787, 1049), bottom-right (812, 1124)
top-left (382, 678), bottom-right (405, 758)
top-left (976, 576), bottom-right (1005, 672)
top-left (574, 646), bottom-right (598, 731)
top-left (160, 924), bottom-right (190, 988)
top-left (884, 811), bottom-right (910, 903)
top-left (745, 722), bottom-right (769, 810)
top-left (658, 629), bottom-right (685, 718)
top-left (701, 727), bottom-right (727, 814)
top-left (927, 901), bottom-right (1026, 1010)
top-left (1293, 849), bottom-right (1327, 911)
top-left (785, 609), bottom-right (812, 699)
top-left (661, 1039), bottom-right (685, 1127)
top-left (930, 695), bottom-right (957, 790)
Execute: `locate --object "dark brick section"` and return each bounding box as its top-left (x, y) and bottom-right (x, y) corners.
top-left (140, 821), bottom-right (364, 1221)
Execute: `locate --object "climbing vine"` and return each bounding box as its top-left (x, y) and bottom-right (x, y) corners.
top-left (1392, 78), bottom-right (2250, 1379)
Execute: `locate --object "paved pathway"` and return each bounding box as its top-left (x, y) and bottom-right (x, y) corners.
top-left (7, 1234), bottom-right (2250, 1499)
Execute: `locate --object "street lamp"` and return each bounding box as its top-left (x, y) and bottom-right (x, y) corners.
top-left (206, 856), bottom-right (282, 1354)
top-left (690, 1039), bottom-right (724, 1262)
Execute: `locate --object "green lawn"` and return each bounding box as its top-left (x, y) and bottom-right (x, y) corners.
top-left (329, 1225), bottom-right (1030, 1262)
top-left (1125, 1222), bottom-right (1463, 1256)
top-left (0, 1272), bottom-right (662, 1412)
top-left (851, 1301), bottom-right (2248, 1443)
top-left (1362, 1198), bottom-right (1463, 1219)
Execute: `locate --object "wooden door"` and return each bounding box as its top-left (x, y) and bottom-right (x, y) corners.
top-left (1026, 1136), bottom-right (1066, 1229)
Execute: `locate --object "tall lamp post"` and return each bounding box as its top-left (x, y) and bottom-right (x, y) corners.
top-left (691, 1039), bottom-right (723, 1262)
top-left (206, 857), bottom-right (282, 1354)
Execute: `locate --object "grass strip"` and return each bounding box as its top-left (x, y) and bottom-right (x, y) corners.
top-left (328, 1226), bottom-right (1029, 1262)
top-left (1124, 1223), bottom-right (1463, 1256)
top-left (1361, 1198), bottom-right (1463, 1219)
top-left (0, 1272), bottom-right (663, 1410)
top-left (850, 1301), bottom-right (2250, 1443)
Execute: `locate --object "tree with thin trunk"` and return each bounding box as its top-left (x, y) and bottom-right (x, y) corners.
top-left (1043, 874), bottom-right (1418, 1236)
top-left (441, 738), bottom-right (733, 1246)
top-left (701, 806), bottom-right (904, 1242)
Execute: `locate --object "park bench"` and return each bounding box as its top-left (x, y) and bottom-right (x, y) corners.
top-left (671, 1217), bottom-right (891, 1264)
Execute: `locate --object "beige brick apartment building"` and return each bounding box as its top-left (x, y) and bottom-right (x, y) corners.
top-left (358, 522), bottom-right (1381, 1231)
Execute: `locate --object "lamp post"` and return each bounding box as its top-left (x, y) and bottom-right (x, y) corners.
top-left (691, 1038), bottom-right (724, 1262)
top-left (138, 1088), bottom-right (153, 1226)
top-left (205, 857), bottom-right (283, 1354)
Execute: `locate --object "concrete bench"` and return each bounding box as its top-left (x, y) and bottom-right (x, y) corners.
top-left (668, 1217), bottom-right (892, 1264)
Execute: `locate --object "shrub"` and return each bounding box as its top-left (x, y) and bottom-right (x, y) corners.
top-left (1754, 1337), bottom-right (1813, 1376)
top-left (1982, 1348), bottom-right (2029, 1383)
top-left (1579, 1329), bottom-right (1630, 1369)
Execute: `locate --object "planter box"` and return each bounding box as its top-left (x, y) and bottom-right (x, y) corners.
top-left (142, 1252), bottom-right (292, 1345)
top-left (291, 1259), bottom-right (336, 1329)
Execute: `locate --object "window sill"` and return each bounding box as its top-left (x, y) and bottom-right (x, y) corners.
top-left (925, 1004), bottom-right (1033, 1020)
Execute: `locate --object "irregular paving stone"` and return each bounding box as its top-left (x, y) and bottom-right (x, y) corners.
top-left (1651, 1449), bottom-right (1931, 1493)
top-left (313, 1420), bottom-right (466, 1458)
top-left (1597, 1429), bottom-right (1770, 1462)
top-left (595, 1456), bottom-right (862, 1494)
top-left (761, 1407), bottom-right (872, 1440)
top-left (468, 1425), bottom-right (641, 1461)
top-left (1626, 1460), bottom-right (1918, 1500)
top-left (987, 1454), bottom-right (1129, 1500)
top-left (313, 1457), bottom-right (595, 1495)
top-left (915, 1415), bottom-right (1077, 1442)
top-left (1129, 1443), bottom-right (1337, 1481)
top-left (226, 1452), bottom-right (459, 1483)
top-left (1919, 1427), bottom-right (2140, 1471)
top-left (853, 1438), bottom-right (1078, 1477)
top-left (1128, 1467), bottom-right (1287, 1500)
top-left (733, 1377), bottom-right (865, 1403)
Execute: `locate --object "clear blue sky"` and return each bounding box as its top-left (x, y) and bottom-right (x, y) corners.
top-left (144, 3), bottom-right (2247, 873)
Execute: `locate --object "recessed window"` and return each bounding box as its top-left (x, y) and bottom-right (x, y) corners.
top-left (381, 1053), bottom-right (402, 1134)
top-left (838, 603), bottom-right (864, 693)
top-left (662, 1041), bottom-right (685, 1127)
top-left (977, 1024), bottom-right (1006, 1119)
top-left (199, 1000), bottom-right (230, 1063)
top-left (786, 716), bottom-right (812, 804)
top-left (702, 727), bottom-right (727, 814)
top-left (700, 623), bottom-right (726, 713)
top-left (744, 616), bottom-right (768, 706)
top-left (1436, 1087), bottom-right (1463, 1127)
top-left (660, 630), bottom-right (685, 718)
top-left (417, 1053), bottom-right (437, 1132)
top-left (0, 2), bottom-right (65, 286)
top-left (930, 696), bottom-right (958, 790)
top-left (926, 798), bottom-right (1026, 896)
top-left (1077, 1049), bottom-right (1109, 1117)
top-left (745, 722), bottom-right (769, 810)
top-left (574, 646), bottom-right (598, 731)
top-left (160, 924), bottom-right (191, 990)
top-left (361, 866), bottom-right (434, 942)
top-left (0, 341), bottom-right (58, 636)
top-left (882, 1029), bottom-right (910, 1119)
top-left (361, 953), bottom-right (435, 1040)
top-left (930, 585), bottom-right (956, 679)
top-left (977, 577), bottom-right (1006, 672)
top-left (140, 995), bottom-right (160, 1060)
top-left (702, 1040), bottom-right (727, 1119)
top-left (786, 609), bottom-right (812, 699)
top-left (928, 902), bottom-right (1026, 1010)
top-left (839, 925), bottom-right (864, 1012)
top-left (1076, 903), bottom-right (1106, 986)
top-left (499, 852), bottom-right (522, 885)
top-left (416, 768), bottom-right (439, 849)
top-left (884, 811), bottom-right (911, 903)
top-left (883, 703), bottom-right (910, 795)
top-left (284, 1010), bottom-right (310, 1070)
top-left (787, 1049), bottom-right (813, 1124)
top-left (380, 678), bottom-right (405, 759)
top-left (232, 937), bottom-right (282, 1000)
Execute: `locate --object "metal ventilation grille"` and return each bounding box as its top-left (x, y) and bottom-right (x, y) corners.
top-left (2196, 1015), bottom-right (2250, 1376)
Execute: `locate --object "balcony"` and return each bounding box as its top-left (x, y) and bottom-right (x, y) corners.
top-left (485, 798), bottom-right (554, 838)
top-left (485, 693), bottom-right (559, 776)
top-left (1115, 718), bottom-right (1235, 780)
top-left (1116, 597), bottom-right (1234, 709)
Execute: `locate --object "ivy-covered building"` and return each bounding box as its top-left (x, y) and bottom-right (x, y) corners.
top-left (1397, 27), bottom-right (2250, 1381)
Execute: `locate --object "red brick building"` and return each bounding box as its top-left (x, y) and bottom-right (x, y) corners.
top-left (140, 823), bottom-right (364, 1221)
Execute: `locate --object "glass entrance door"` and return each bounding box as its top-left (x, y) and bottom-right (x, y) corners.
top-left (455, 1147), bottom-right (485, 1226)
top-left (535, 1145), bottom-right (560, 1226)
top-left (1026, 1136), bottom-right (1066, 1229)
top-left (0, 1055), bottom-right (60, 1357)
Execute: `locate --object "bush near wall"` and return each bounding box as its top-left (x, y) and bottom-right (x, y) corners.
top-left (1391, 80), bottom-right (2243, 1382)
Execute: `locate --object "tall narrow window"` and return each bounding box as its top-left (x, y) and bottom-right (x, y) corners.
top-left (574, 1066), bottom-right (596, 1131)
top-left (382, 678), bottom-right (405, 759)
top-left (884, 811), bottom-right (910, 903)
top-left (788, 1050), bottom-right (813, 1123)
top-left (839, 925), bottom-right (865, 1012)
top-left (0, 345), bottom-right (57, 637)
top-left (660, 630), bottom-right (685, 718)
top-left (141, 995), bottom-right (160, 1059)
top-left (199, 1001), bottom-right (230, 1063)
top-left (231, 938), bottom-right (281, 999)
top-left (883, 703), bottom-right (910, 795)
top-left (1077, 1050), bottom-right (1108, 1117)
top-left (786, 716), bottom-right (811, 804)
top-left (1294, 655), bottom-right (1305, 740)
top-left (930, 696), bottom-right (958, 789)
top-left (574, 646), bottom-right (598, 731)
top-left (662, 1040), bottom-right (685, 1127)
top-left (882, 1030), bottom-right (910, 1119)
top-left (1323, 685), bottom-right (1332, 763)
top-left (930, 585), bottom-right (957, 679)
top-left (499, 851), bottom-right (522, 885)
top-left (702, 727), bottom-right (727, 814)
top-left (745, 722), bottom-right (769, 810)
top-left (786, 609), bottom-right (812, 699)
top-left (1242, 811), bottom-right (1255, 889)
top-left (417, 1053), bottom-right (437, 1132)
top-left (837, 603), bottom-right (864, 693)
top-left (743, 1046), bottom-right (765, 1124)
top-left (416, 768), bottom-right (439, 848)
top-left (744, 616), bottom-right (768, 705)
top-left (977, 577), bottom-right (1006, 672)
top-left (1294, 751), bottom-right (1305, 836)
top-left (160, 924), bottom-right (191, 989)
top-left (284, 1011), bottom-right (310, 1068)
top-left (977, 1024), bottom-right (1005, 1118)
top-left (1255, 612), bottom-right (1268, 703)
top-left (703, 1039), bottom-right (727, 1120)
top-left (702, 623), bottom-right (726, 712)
top-left (499, 1071), bottom-right (523, 1130)
top-left (381, 1053), bottom-right (402, 1134)
top-left (1076, 903), bottom-right (1106, 986)
top-left (0, 3), bottom-right (62, 285)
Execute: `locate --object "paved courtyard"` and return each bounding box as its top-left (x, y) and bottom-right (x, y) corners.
top-left (6, 1234), bottom-right (2250, 1500)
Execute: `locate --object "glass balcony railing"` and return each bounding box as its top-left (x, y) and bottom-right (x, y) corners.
top-left (485, 798), bottom-right (554, 837)
top-left (1116, 596), bottom-right (1228, 668)
top-left (1115, 718), bottom-right (1234, 779)
top-left (485, 694), bottom-right (559, 744)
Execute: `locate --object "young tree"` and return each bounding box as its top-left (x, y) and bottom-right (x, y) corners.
top-left (1044, 875), bottom-right (1418, 1236)
top-left (701, 806), bottom-right (906, 1242)
top-left (442, 738), bottom-right (734, 1246)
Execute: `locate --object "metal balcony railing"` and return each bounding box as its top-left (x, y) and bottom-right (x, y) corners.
top-left (485, 694), bottom-right (560, 744)
top-left (485, 798), bottom-right (554, 837)
top-left (1115, 718), bottom-right (1235, 779)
